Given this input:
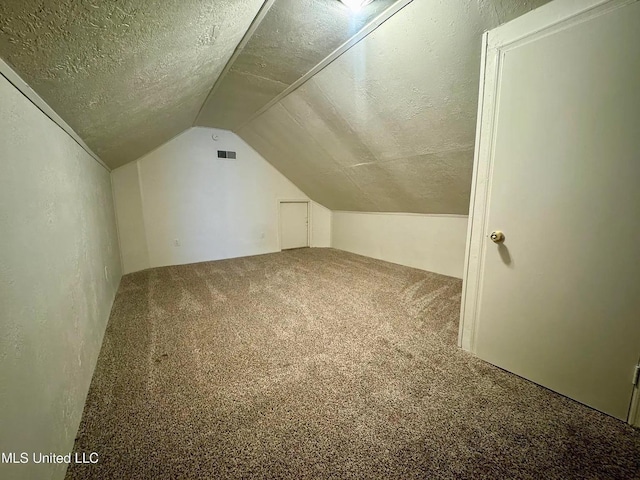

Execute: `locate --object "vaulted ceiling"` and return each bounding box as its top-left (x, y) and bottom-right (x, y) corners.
top-left (0, 0), bottom-right (393, 168)
top-left (0, 0), bottom-right (550, 213)
top-left (195, 0), bottom-right (397, 131)
top-left (0, 0), bottom-right (265, 168)
top-left (237, 0), bottom-right (551, 214)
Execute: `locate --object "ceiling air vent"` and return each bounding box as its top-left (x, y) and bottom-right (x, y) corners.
top-left (217, 150), bottom-right (236, 159)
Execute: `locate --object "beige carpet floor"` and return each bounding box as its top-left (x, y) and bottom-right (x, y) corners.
top-left (67, 248), bottom-right (640, 479)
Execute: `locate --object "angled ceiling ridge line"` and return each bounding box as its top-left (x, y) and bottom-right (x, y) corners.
top-left (0, 58), bottom-right (109, 172)
top-left (193, 0), bottom-right (277, 126)
top-left (235, 0), bottom-right (415, 131)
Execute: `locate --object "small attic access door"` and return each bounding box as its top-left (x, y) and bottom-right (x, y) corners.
top-left (279, 201), bottom-right (309, 250)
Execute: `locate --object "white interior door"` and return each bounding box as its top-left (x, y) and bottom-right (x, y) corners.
top-left (462, 0), bottom-right (640, 420)
top-left (280, 202), bottom-right (309, 250)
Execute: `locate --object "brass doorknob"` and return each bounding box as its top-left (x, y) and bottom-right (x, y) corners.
top-left (490, 231), bottom-right (505, 243)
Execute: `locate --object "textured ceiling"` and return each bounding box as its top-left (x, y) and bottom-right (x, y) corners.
top-left (0, 0), bottom-right (552, 214)
top-left (238, 0), bottom-right (551, 214)
top-left (0, 0), bottom-right (264, 168)
top-left (0, 0), bottom-right (397, 169)
top-left (195, 0), bottom-right (396, 131)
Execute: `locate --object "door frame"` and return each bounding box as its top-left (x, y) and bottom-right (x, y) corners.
top-left (630, 375), bottom-right (640, 427)
top-left (277, 199), bottom-right (311, 251)
top-left (458, 0), bottom-right (639, 424)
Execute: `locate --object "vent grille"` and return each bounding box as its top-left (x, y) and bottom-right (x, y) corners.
top-left (217, 150), bottom-right (236, 159)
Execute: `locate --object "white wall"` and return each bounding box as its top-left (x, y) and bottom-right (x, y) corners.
top-left (332, 212), bottom-right (468, 278)
top-left (310, 202), bottom-right (332, 248)
top-left (0, 74), bottom-right (121, 480)
top-left (112, 127), bottom-right (332, 274)
top-left (111, 162), bottom-right (150, 274)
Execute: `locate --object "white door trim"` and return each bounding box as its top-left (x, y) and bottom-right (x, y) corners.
top-left (277, 199), bottom-right (310, 251)
top-left (630, 358), bottom-right (640, 427)
top-left (458, 0), bottom-right (639, 424)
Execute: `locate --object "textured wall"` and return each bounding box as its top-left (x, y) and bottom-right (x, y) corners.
top-left (0, 0), bottom-right (264, 168)
top-left (196, 0), bottom-right (396, 130)
top-left (0, 74), bottom-right (121, 480)
top-left (111, 161), bottom-right (150, 274)
top-left (111, 127), bottom-right (331, 274)
top-left (332, 212), bottom-right (469, 278)
top-left (238, 0), bottom-right (551, 214)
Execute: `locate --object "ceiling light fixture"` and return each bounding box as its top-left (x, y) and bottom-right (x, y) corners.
top-left (339, 0), bottom-right (375, 13)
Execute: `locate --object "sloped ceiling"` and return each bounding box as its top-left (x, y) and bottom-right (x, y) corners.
top-left (0, 0), bottom-right (265, 168)
top-left (195, 0), bottom-right (396, 131)
top-left (237, 0), bottom-right (551, 214)
top-left (0, 0), bottom-right (262, 167)
top-left (0, 0), bottom-right (397, 169)
top-left (0, 0), bottom-right (551, 214)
